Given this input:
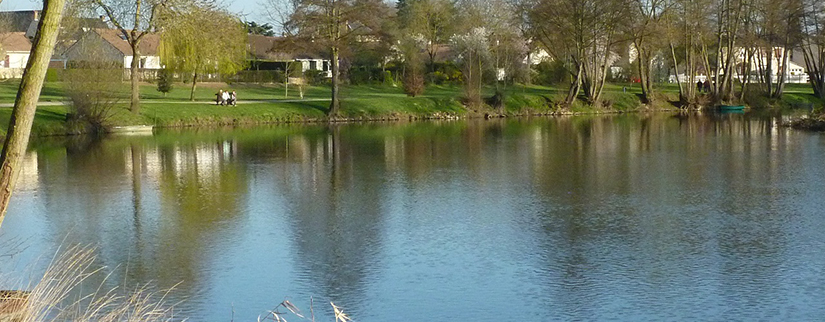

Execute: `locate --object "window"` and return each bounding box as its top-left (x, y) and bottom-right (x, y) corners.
top-left (309, 60), bottom-right (317, 70)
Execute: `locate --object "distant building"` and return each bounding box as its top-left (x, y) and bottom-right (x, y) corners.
top-left (0, 10), bottom-right (40, 36)
top-left (726, 47), bottom-right (808, 83)
top-left (0, 10), bottom-right (108, 39)
top-left (247, 34), bottom-right (331, 77)
top-left (57, 28), bottom-right (162, 79)
top-left (0, 32), bottom-right (31, 78)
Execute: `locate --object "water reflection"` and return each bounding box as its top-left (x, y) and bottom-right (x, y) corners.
top-left (4, 112), bottom-right (825, 321)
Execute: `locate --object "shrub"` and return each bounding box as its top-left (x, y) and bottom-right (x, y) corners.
top-left (156, 68), bottom-right (173, 96)
top-left (63, 68), bottom-right (121, 134)
top-left (383, 70), bottom-right (395, 87)
top-left (427, 61), bottom-right (463, 84)
top-left (304, 69), bottom-right (327, 85)
top-left (403, 70), bottom-right (425, 97)
top-left (45, 68), bottom-right (60, 82)
top-left (349, 67), bottom-right (371, 85)
top-left (532, 60), bottom-right (568, 86)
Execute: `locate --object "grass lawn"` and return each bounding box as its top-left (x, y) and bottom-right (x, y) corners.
top-left (0, 78), bottom-right (821, 137)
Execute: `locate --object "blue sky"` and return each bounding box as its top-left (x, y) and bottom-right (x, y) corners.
top-left (0, 0), bottom-right (270, 25)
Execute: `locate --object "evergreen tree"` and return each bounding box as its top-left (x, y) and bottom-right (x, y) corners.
top-left (156, 69), bottom-right (173, 97)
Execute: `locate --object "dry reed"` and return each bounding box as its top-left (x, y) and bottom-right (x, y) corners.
top-left (259, 299), bottom-right (352, 322)
top-left (1, 245), bottom-right (179, 322)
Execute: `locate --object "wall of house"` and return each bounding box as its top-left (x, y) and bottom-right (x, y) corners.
top-left (0, 52), bottom-right (30, 78)
top-left (64, 33), bottom-right (123, 66)
top-left (295, 59), bottom-right (332, 77)
top-left (123, 55), bottom-right (162, 70)
top-left (730, 47), bottom-right (810, 83)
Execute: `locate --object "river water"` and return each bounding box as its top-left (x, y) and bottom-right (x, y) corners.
top-left (2, 112), bottom-right (825, 321)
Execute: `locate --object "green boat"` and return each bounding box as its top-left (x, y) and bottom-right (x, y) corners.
top-left (718, 105), bottom-right (746, 111)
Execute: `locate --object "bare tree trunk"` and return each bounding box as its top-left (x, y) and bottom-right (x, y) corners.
top-left (565, 61), bottom-right (583, 106)
top-left (739, 48), bottom-right (753, 101)
top-left (772, 42), bottom-right (790, 98)
top-left (685, 47), bottom-right (692, 101)
top-left (801, 11), bottom-right (825, 99)
top-left (700, 43), bottom-right (713, 95)
top-left (0, 0), bottom-right (66, 227)
top-left (284, 61), bottom-right (290, 98)
top-left (713, 4), bottom-right (724, 95)
top-left (130, 40), bottom-right (141, 113)
top-left (592, 41), bottom-right (612, 106)
top-left (802, 45), bottom-right (825, 98)
top-left (670, 42), bottom-right (684, 100)
top-left (765, 48), bottom-right (774, 95)
top-left (190, 72), bottom-right (198, 101)
top-left (637, 46), bottom-right (654, 104)
top-left (329, 45), bottom-right (340, 116)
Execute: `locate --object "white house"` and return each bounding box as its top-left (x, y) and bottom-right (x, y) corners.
top-left (0, 32), bottom-right (32, 79)
top-left (247, 34), bottom-right (332, 78)
top-left (727, 47), bottom-right (808, 83)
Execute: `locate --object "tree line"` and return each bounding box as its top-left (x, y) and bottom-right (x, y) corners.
top-left (268, 0), bottom-right (825, 113)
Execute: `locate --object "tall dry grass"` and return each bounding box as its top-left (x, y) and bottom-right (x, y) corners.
top-left (2, 244), bottom-right (354, 322)
top-left (1, 245), bottom-right (179, 322)
top-left (258, 299), bottom-right (352, 322)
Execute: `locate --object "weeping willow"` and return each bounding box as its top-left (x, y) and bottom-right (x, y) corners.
top-left (159, 5), bottom-right (248, 100)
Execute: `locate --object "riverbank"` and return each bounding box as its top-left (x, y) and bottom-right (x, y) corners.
top-left (0, 81), bottom-right (821, 137)
top-left (783, 113), bottom-right (825, 130)
top-left (0, 82), bottom-right (673, 137)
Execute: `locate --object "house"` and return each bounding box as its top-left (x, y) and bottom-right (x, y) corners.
top-left (0, 32), bottom-right (31, 79)
top-left (0, 10), bottom-right (109, 39)
top-left (247, 34), bottom-right (331, 77)
top-left (724, 47), bottom-right (808, 83)
top-left (57, 28), bottom-right (162, 79)
top-left (0, 10), bottom-right (41, 37)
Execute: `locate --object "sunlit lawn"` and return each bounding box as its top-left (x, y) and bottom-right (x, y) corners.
top-left (0, 78), bottom-right (821, 137)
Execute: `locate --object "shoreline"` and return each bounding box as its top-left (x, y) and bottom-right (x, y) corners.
top-left (1, 81), bottom-right (821, 137)
top-left (128, 105), bottom-right (683, 131)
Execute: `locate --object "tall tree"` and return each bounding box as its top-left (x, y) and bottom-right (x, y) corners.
top-left (529, 0), bottom-right (630, 107)
top-left (800, 0), bottom-right (825, 98)
top-left (665, 0), bottom-right (714, 106)
top-left (752, 0), bottom-right (804, 99)
top-left (91, 0), bottom-right (170, 113)
top-left (159, 4), bottom-right (248, 100)
top-left (628, 0), bottom-right (673, 104)
top-left (244, 21), bottom-right (275, 36)
top-left (398, 0), bottom-right (456, 73)
top-left (0, 0), bottom-right (66, 228)
top-left (451, 27), bottom-right (491, 108)
top-left (277, 0), bottom-right (392, 116)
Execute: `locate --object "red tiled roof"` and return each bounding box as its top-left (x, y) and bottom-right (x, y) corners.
top-left (248, 34), bottom-right (293, 60)
top-left (0, 32), bottom-right (32, 52)
top-left (247, 34), bottom-right (325, 60)
top-left (93, 28), bottom-right (160, 56)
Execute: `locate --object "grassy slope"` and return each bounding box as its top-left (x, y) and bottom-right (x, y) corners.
top-left (0, 79), bottom-right (821, 137)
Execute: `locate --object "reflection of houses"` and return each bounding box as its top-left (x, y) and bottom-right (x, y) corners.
top-left (0, 32), bottom-right (31, 79)
top-left (18, 151), bottom-right (38, 192)
top-left (247, 34), bottom-right (331, 77)
top-left (55, 29), bottom-right (162, 79)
